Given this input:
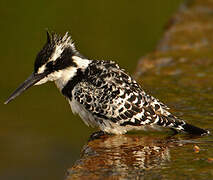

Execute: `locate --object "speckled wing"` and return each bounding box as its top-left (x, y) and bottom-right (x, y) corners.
top-left (72, 60), bottom-right (184, 129)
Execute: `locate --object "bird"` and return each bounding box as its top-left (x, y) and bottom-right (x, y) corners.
top-left (4, 31), bottom-right (210, 138)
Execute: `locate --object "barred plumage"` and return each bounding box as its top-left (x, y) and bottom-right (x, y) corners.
top-left (5, 32), bottom-right (210, 136)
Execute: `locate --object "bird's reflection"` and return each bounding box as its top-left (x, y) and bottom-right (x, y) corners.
top-left (66, 134), bottom-right (179, 179)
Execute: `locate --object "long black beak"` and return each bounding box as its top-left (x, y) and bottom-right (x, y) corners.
top-left (4, 73), bottom-right (47, 104)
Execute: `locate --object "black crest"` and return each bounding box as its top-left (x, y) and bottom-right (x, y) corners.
top-left (34, 31), bottom-right (74, 73)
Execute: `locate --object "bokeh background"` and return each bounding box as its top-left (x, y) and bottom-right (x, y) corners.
top-left (0, 0), bottom-right (184, 179)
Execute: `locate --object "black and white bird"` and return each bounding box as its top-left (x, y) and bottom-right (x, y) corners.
top-left (5, 32), bottom-right (209, 137)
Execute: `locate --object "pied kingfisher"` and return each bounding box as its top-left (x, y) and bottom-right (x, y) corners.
top-left (5, 31), bottom-right (209, 137)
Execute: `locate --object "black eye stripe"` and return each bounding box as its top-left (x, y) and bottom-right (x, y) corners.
top-left (52, 48), bottom-right (77, 71)
top-left (46, 61), bottom-right (53, 67)
top-left (35, 46), bottom-right (78, 74)
top-left (45, 61), bottom-right (54, 72)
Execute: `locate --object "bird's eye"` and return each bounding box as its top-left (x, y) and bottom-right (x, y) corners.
top-left (46, 61), bottom-right (54, 72)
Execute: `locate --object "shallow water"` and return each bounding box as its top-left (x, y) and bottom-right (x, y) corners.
top-left (67, 134), bottom-right (213, 179)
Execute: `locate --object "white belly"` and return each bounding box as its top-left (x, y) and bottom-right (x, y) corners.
top-left (68, 98), bottom-right (98, 128)
top-left (68, 98), bottom-right (126, 134)
top-left (68, 99), bottom-right (163, 135)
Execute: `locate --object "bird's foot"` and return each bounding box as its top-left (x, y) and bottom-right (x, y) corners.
top-left (89, 130), bottom-right (107, 141)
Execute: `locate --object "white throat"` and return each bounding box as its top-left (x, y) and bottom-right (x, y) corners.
top-left (55, 56), bottom-right (91, 90)
top-left (54, 66), bottom-right (77, 90)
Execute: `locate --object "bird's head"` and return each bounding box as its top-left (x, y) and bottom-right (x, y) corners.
top-left (5, 31), bottom-right (88, 104)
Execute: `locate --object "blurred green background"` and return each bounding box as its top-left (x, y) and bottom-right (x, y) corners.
top-left (0, 0), bottom-right (183, 179)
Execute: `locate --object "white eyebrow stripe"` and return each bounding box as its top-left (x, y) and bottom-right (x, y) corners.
top-left (51, 44), bottom-right (64, 61)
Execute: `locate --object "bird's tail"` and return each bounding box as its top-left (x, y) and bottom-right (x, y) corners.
top-left (181, 123), bottom-right (210, 136)
top-left (162, 115), bottom-right (210, 136)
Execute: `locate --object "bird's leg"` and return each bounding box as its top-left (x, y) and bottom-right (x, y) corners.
top-left (89, 130), bottom-right (107, 141)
